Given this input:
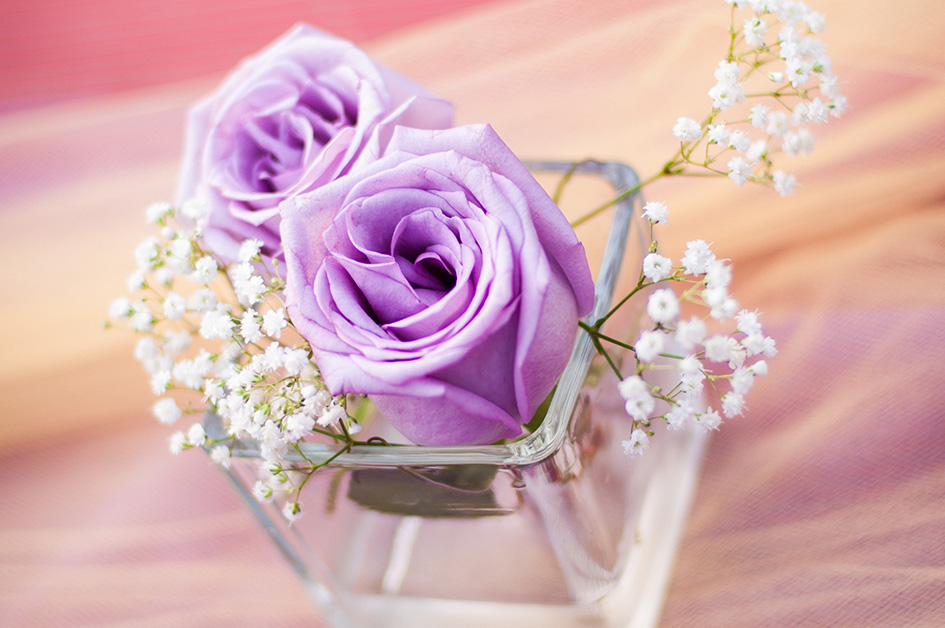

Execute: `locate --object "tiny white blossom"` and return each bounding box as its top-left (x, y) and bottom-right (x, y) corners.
top-left (109, 297), bottom-right (133, 319)
top-left (180, 197), bottom-right (209, 221)
top-left (642, 253), bottom-right (673, 282)
top-left (766, 111), bottom-right (790, 136)
top-left (145, 201), bottom-right (173, 224)
top-left (130, 302), bottom-right (154, 332)
top-left (187, 422), bottom-right (208, 446)
top-left (697, 409), bottom-right (722, 432)
top-left (704, 334), bottom-right (733, 363)
top-left (153, 397), bottom-right (182, 424)
top-left (252, 480), bottom-right (274, 502)
top-left (236, 274), bottom-right (267, 307)
top-left (714, 60), bottom-right (741, 85)
top-left (317, 401), bottom-right (347, 428)
top-left (166, 238), bottom-right (193, 274)
top-left (682, 240), bottom-right (715, 276)
top-left (647, 289), bottom-right (680, 324)
top-left (708, 80), bottom-right (745, 110)
top-left (283, 502), bottom-right (303, 523)
top-left (736, 309), bottom-right (763, 336)
top-left (188, 288), bottom-right (218, 313)
top-left (743, 17), bottom-right (768, 47)
top-left (162, 292), bottom-right (186, 319)
top-left (707, 123), bottom-right (730, 145)
top-left (749, 104), bottom-right (770, 129)
top-left (705, 260), bottom-right (733, 290)
top-left (665, 402), bottom-right (695, 431)
top-left (731, 367), bottom-right (755, 395)
top-left (672, 117), bottom-right (702, 142)
top-left (618, 375), bottom-right (656, 422)
top-left (772, 170), bottom-right (796, 198)
top-left (722, 392), bottom-right (745, 418)
top-left (782, 129), bottom-right (815, 156)
top-left (134, 237), bottom-right (161, 271)
top-left (746, 140), bottom-right (768, 164)
top-left (134, 337), bottom-right (159, 363)
top-left (240, 311), bottom-right (263, 344)
top-left (238, 239), bottom-right (265, 263)
top-left (163, 330), bottom-right (192, 357)
top-left (284, 412), bottom-right (315, 440)
top-left (676, 317), bottom-right (707, 350)
top-left (192, 256), bottom-right (218, 285)
top-left (622, 429), bottom-right (650, 456)
top-left (150, 370), bottom-right (172, 395)
top-left (749, 360), bottom-right (769, 376)
top-left (200, 306), bottom-right (235, 341)
top-left (283, 348), bottom-right (311, 376)
top-left (635, 330), bottom-right (665, 363)
top-left (727, 156), bottom-right (752, 186)
top-left (728, 130), bottom-right (751, 154)
top-left (210, 445), bottom-right (232, 469)
top-left (263, 342), bottom-right (286, 371)
top-left (642, 201), bottom-right (669, 224)
top-left (169, 431), bottom-right (187, 454)
top-left (262, 309), bottom-right (288, 339)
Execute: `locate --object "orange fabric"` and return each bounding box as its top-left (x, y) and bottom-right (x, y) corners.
top-left (2, 0), bottom-right (944, 625)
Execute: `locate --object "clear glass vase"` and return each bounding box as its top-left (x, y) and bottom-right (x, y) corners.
top-left (205, 161), bottom-right (708, 628)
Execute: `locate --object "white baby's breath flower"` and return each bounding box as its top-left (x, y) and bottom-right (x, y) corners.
top-left (130, 302), bottom-right (155, 332)
top-left (772, 170), bottom-right (796, 196)
top-left (240, 311), bottom-right (263, 344)
top-left (622, 429), bottom-right (650, 456)
top-left (618, 375), bottom-right (655, 422)
top-left (749, 360), bottom-right (769, 376)
top-left (642, 252), bottom-right (673, 282)
top-left (169, 431), bottom-right (187, 454)
top-left (635, 330), bottom-right (665, 363)
top-left (150, 370), bottom-right (172, 395)
top-left (134, 237), bottom-right (161, 271)
top-left (109, 297), bottom-right (132, 319)
top-left (210, 445), bottom-right (232, 469)
top-left (697, 409), bottom-right (722, 432)
top-left (262, 309), bottom-right (287, 339)
top-left (200, 306), bottom-right (235, 341)
top-left (743, 16), bottom-right (768, 47)
top-left (749, 103), bottom-right (770, 128)
top-left (283, 348), bottom-right (311, 376)
top-left (642, 201), bottom-right (669, 224)
top-left (188, 288), bottom-right (218, 313)
top-left (675, 317), bottom-right (707, 350)
top-left (252, 480), bottom-right (274, 502)
top-left (284, 412), bottom-right (315, 441)
top-left (192, 256), bottom-right (218, 285)
top-left (707, 123), bottom-right (730, 145)
top-left (681, 240), bottom-right (715, 276)
top-left (180, 197), bottom-right (209, 221)
top-left (187, 422), bottom-right (208, 446)
top-left (722, 391), bottom-right (745, 418)
top-left (672, 117), bottom-right (702, 142)
top-left (153, 397), bottom-right (182, 424)
top-left (145, 201), bottom-right (173, 224)
top-left (162, 292), bottom-right (186, 319)
top-left (238, 239), bottom-right (265, 263)
top-left (728, 130), bottom-right (751, 154)
top-left (283, 502), bottom-right (303, 523)
top-left (162, 330), bottom-right (192, 357)
top-left (727, 156), bottom-right (752, 186)
top-left (647, 289), bottom-right (680, 324)
top-left (317, 401), bottom-right (347, 428)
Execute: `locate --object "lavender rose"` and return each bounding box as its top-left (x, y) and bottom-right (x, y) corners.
top-left (281, 125), bottom-right (595, 445)
top-left (175, 24), bottom-right (453, 260)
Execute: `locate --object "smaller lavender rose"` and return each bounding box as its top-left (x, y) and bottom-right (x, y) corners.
top-left (176, 23), bottom-right (453, 260)
top-left (282, 125), bottom-right (595, 446)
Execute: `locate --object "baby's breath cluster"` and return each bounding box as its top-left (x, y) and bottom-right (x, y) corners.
top-left (582, 203), bottom-right (775, 456)
top-left (668, 0), bottom-right (845, 195)
top-left (109, 200), bottom-right (361, 520)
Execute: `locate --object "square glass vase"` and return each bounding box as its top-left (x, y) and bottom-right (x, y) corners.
top-left (204, 161), bottom-right (708, 628)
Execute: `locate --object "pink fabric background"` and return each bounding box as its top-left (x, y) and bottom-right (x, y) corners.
top-left (2, 0), bottom-right (944, 626)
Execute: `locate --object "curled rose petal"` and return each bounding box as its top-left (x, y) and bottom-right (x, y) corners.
top-left (282, 124), bottom-right (594, 445)
top-left (176, 23), bottom-right (453, 260)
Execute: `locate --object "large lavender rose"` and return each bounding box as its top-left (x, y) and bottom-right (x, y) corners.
top-left (175, 24), bottom-right (453, 260)
top-left (281, 125), bottom-right (595, 445)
